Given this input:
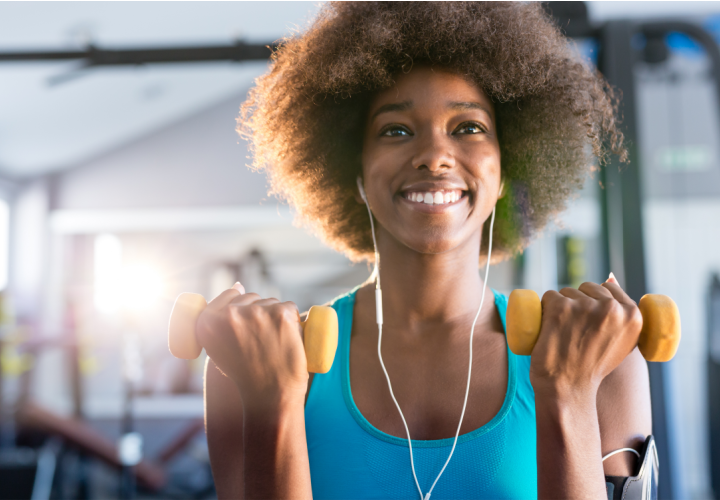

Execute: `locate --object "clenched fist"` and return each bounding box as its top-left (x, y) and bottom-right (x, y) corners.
top-left (529, 276), bottom-right (643, 395)
top-left (197, 283), bottom-right (309, 411)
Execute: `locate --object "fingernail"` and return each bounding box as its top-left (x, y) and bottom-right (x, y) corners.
top-left (608, 272), bottom-right (618, 284)
top-left (232, 282), bottom-right (243, 291)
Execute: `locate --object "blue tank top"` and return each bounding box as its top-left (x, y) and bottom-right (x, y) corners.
top-left (305, 288), bottom-right (538, 499)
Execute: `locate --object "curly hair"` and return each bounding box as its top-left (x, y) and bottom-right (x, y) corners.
top-left (239, 1), bottom-right (625, 264)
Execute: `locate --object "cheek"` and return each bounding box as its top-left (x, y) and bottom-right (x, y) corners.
top-left (362, 142), bottom-right (398, 172)
top-left (361, 143), bottom-right (382, 182)
top-left (463, 147), bottom-right (502, 192)
top-left (361, 150), bottom-right (403, 198)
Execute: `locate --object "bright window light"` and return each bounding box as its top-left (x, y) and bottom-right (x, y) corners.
top-left (119, 264), bottom-right (163, 312)
top-left (94, 234), bottom-right (164, 314)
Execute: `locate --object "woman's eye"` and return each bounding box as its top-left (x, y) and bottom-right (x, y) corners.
top-left (380, 126), bottom-right (411, 137)
top-left (455, 122), bottom-right (486, 135)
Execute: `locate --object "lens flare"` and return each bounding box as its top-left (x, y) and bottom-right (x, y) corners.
top-left (94, 234), bottom-right (164, 314)
top-left (120, 265), bottom-right (164, 312)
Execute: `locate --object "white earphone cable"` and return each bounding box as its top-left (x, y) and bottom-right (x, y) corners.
top-left (359, 178), bottom-right (498, 500)
top-left (362, 192), bottom-right (427, 494)
top-left (602, 448), bottom-right (641, 462)
top-left (424, 205), bottom-right (496, 500)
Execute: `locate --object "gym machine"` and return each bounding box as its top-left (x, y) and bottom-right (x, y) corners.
top-left (544, 3), bottom-right (720, 497)
top-left (3, 2), bottom-right (716, 497)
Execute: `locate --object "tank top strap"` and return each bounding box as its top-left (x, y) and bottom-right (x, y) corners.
top-left (491, 288), bottom-right (509, 331)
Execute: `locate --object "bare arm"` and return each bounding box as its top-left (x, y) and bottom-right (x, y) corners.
top-left (535, 380), bottom-right (607, 499)
top-left (205, 357), bottom-right (314, 499)
top-left (533, 280), bottom-right (648, 499)
top-left (201, 287), bottom-right (314, 500)
top-left (597, 347), bottom-right (652, 476)
top-left (242, 398), bottom-right (311, 499)
top-left (205, 358), bottom-right (244, 499)
top-left (535, 347), bottom-right (652, 499)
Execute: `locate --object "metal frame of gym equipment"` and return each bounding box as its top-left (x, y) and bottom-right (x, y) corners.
top-left (547, 2), bottom-right (720, 498)
top-left (0, 306), bottom-right (211, 497)
top-left (4, 4), bottom-right (720, 499)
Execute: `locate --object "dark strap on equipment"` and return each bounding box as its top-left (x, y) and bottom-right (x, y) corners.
top-left (605, 435), bottom-right (658, 500)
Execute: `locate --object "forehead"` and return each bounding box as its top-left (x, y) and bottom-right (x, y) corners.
top-left (369, 66), bottom-right (492, 114)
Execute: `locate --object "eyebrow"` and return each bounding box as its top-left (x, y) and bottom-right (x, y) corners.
top-left (449, 101), bottom-right (493, 116)
top-left (370, 101), bottom-right (413, 121)
top-left (370, 100), bottom-right (493, 122)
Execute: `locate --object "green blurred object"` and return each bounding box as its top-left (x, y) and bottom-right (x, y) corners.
top-left (557, 235), bottom-right (588, 289)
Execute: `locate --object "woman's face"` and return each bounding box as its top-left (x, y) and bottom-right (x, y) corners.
top-left (361, 66), bottom-right (501, 256)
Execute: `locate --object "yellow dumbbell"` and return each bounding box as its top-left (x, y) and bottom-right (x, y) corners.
top-left (168, 293), bottom-right (339, 373)
top-left (506, 290), bottom-right (681, 362)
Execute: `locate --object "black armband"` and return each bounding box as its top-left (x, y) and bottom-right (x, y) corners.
top-left (605, 435), bottom-right (658, 500)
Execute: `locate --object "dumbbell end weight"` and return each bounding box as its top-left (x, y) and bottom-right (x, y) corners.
top-left (506, 289), bottom-right (542, 356)
top-left (168, 293), bottom-right (207, 360)
top-left (168, 293), bottom-right (340, 373)
top-left (506, 289), bottom-right (681, 362)
top-left (638, 294), bottom-right (681, 362)
top-left (303, 305), bottom-right (339, 374)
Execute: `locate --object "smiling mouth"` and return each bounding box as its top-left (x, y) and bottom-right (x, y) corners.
top-left (403, 189), bottom-right (465, 205)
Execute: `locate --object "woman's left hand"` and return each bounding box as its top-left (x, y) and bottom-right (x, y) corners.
top-left (529, 276), bottom-right (644, 396)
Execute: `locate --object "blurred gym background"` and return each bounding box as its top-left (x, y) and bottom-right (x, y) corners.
top-left (1, 2), bottom-right (720, 499)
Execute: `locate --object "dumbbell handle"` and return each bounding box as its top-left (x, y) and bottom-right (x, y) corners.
top-left (167, 293), bottom-right (339, 374)
top-left (506, 290), bottom-right (681, 362)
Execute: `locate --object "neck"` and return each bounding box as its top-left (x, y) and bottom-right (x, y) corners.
top-left (373, 228), bottom-right (491, 328)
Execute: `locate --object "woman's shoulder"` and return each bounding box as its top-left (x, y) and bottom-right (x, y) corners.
top-left (300, 284), bottom-right (363, 322)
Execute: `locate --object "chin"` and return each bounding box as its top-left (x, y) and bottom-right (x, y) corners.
top-left (403, 232), bottom-right (464, 256)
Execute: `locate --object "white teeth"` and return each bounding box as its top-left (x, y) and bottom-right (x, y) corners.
top-left (407, 190), bottom-right (462, 205)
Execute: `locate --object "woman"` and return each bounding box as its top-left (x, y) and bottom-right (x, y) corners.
top-left (202, 3), bottom-right (652, 499)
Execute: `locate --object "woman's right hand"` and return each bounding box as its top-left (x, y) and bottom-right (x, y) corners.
top-left (196, 282), bottom-right (309, 411)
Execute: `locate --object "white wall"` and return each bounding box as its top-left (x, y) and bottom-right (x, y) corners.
top-left (11, 179), bottom-right (50, 319)
top-left (17, 87), bottom-right (363, 417)
top-left (54, 89), bottom-right (268, 210)
top-left (644, 200), bottom-right (720, 500)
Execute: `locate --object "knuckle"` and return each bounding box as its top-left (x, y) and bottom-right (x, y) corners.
top-left (282, 301), bottom-right (299, 312)
top-left (577, 282), bottom-right (596, 296)
top-left (545, 298), bottom-right (571, 322)
top-left (278, 302), bottom-right (299, 323)
top-left (224, 304), bottom-right (241, 325)
top-left (596, 296), bottom-right (610, 310)
top-left (268, 304), bottom-right (284, 321)
top-left (542, 291), bottom-right (562, 309)
top-left (597, 300), bottom-right (623, 325)
top-left (247, 303), bottom-right (266, 321)
top-left (607, 300), bottom-right (623, 317)
top-left (627, 306), bottom-right (643, 329)
top-left (557, 298), bottom-right (573, 314)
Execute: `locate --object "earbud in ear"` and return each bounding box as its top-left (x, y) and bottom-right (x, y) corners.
top-left (498, 179), bottom-right (506, 198)
top-left (356, 177), bottom-right (368, 203)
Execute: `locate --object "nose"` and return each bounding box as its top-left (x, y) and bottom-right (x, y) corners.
top-left (411, 131), bottom-right (455, 172)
